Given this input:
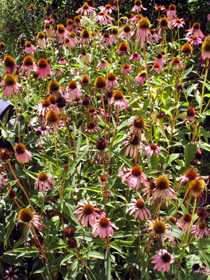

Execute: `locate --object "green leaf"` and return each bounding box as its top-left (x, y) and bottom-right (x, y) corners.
top-left (150, 151), bottom-right (158, 170)
top-left (4, 213), bottom-right (17, 248)
top-left (87, 251), bottom-right (104, 259)
top-left (104, 250), bottom-right (111, 280)
top-left (163, 153), bottom-right (180, 169)
top-left (184, 143), bottom-right (196, 169)
top-left (60, 254), bottom-right (74, 266)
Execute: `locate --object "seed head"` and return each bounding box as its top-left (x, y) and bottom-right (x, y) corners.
top-left (181, 43), bottom-right (193, 55)
top-left (153, 221), bottom-right (166, 234)
top-left (14, 143), bottom-right (26, 154)
top-left (187, 14), bottom-right (195, 22)
top-left (156, 177), bottom-right (169, 190)
top-left (23, 56), bottom-right (34, 66)
top-left (67, 237), bottom-right (77, 249)
top-left (25, 42), bottom-right (32, 47)
top-left (57, 24), bottom-right (65, 33)
top-left (112, 28), bottom-right (118, 35)
top-left (123, 24), bottom-right (131, 33)
top-left (160, 17), bottom-right (168, 28)
top-left (8, 189), bottom-right (16, 199)
top-left (99, 217), bottom-right (109, 228)
top-left (184, 213), bottom-right (192, 223)
top-left (4, 55), bottom-right (15, 67)
top-left (135, 0), bottom-right (142, 5)
top-left (42, 99), bottom-right (51, 107)
top-left (68, 81), bottom-right (77, 89)
top-left (197, 207), bottom-right (207, 218)
top-left (193, 22), bottom-right (200, 30)
top-left (113, 90), bottom-right (124, 100)
top-left (48, 95), bottom-right (57, 104)
top-left (67, 18), bottom-right (74, 25)
top-left (136, 199), bottom-right (144, 209)
top-left (118, 42), bottom-right (129, 51)
top-left (202, 37), bottom-right (210, 52)
top-left (56, 96), bottom-right (66, 108)
top-left (49, 80), bottom-right (60, 92)
top-left (199, 222), bottom-right (206, 230)
top-left (38, 58), bottom-right (48, 69)
top-left (161, 253), bottom-right (171, 263)
top-left (64, 226), bottom-right (75, 238)
top-left (0, 42), bottom-right (5, 49)
top-left (134, 117), bottom-right (145, 129)
top-left (18, 208), bottom-right (33, 223)
top-left (94, 76), bottom-right (106, 89)
top-left (82, 203), bottom-right (94, 215)
top-left (37, 32), bottom-right (45, 39)
top-left (138, 18), bottom-right (150, 29)
top-left (46, 110), bottom-right (59, 123)
top-left (131, 166), bottom-right (142, 176)
top-left (96, 137), bottom-right (107, 150)
top-left (189, 180), bottom-right (205, 197)
top-left (0, 148), bottom-right (12, 160)
top-left (81, 29), bottom-right (90, 38)
top-left (185, 169), bottom-right (197, 180)
top-left (38, 173), bottom-right (48, 182)
top-left (169, 4), bottom-right (176, 10)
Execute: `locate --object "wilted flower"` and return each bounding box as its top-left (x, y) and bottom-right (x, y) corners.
top-left (191, 222), bottom-right (209, 239)
top-left (177, 213), bottom-right (193, 234)
top-left (18, 208), bottom-right (47, 231)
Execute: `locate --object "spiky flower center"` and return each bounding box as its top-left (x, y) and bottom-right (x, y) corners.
top-left (149, 180), bottom-right (156, 190)
top-left (156, 177), bottom-right (169, 190)
top-left (154, 63), bottom-right (161, 68)
top-left (57, 24), bottom-right (65, 33)
top-left (42, 99), bottom-right (51, 107)
top-left (187, 107), bottom-right (196, 116)
top-left (89, 107), bottom-right (96, 113)
top-left (136, 199), bottom-right (144, 209)
top-left (14, 143), bottom-right (26, 154)
top-left (138, 18), bottom-right (150, 29)
top-left (113, 90), bottom-right (124, 100)
top-left (160, 17), bottom-right (168, 27)
top-left (81, 75), bottom-right (90, 83)
top-left (0, 148), bottom-right (12, 160)
top-left (123, 24), bottom-right (131, 33)
top-left (130, 135), bottom-right (140, 146)
top-left (118, 42), bottom-right (129, 51)
top-left (82, 3), bottom-right (89, 9)
top-left (46, 110), bottom-right (59, 123)
top-left (169, 217), bottom-right (176, 224)
top-left (0, 42), bottom-right (5, 48)
top-left (189, 180), bottom-right (204, 195)
top-left (197, 208), bottom-right (206, 218)
top-left (23, 56), bottom-right (34, 66)
top-left (38, 58), bottom-right (48, 68)
top-left (67, 18), bottom-right (74, 25)
top-left (107, 73), bottom-right (116, 81)
top-left (94, 76), bottom-right (106, 89)
top-left (82, 203), bottom-right (94, 215)
top-left (4, 56), bottom-right (15, 67)
top-left (49, 80), bottom-right (60, 92)
top-left (103, 32), bottom-right (110, 38)
top-left (64, 226), bottom-right (75, 238)
top-left (4, 74), bottom-right (16, 86)
top-left (68, 81), bottom-right (77, 89)
top-left (181, 43), bottom-right (192, 54)
top-left (184, 213), bottom-right (192, 223)
top-left (132, 166), bottom-right (142, 176)
top-left (37, 32), bottom-right (45, 39)
top-left (169, 4), bottom-right (176, 10)
top-left (193, 22), bottom-right (200, 30)
top-left (25, 42), bottom-right (32, 47)
top-left (70, 32), bottom-right (76, 38)
top-left (150, 144), bottom-right (157, 150)
top-left (172, 57), bottom-right (180, 63)
top-left (18, 208), bottom-right (33, 222)
top-left (105, 4), bottom-right (111, 8)
top-left (135, 0), bottom-right (142, 6)
top-left (199, 222), bottom-right (206, 230)
top-left (81, 29), bottom-right (90, 38)
top-left (185, 169), bottom-right (198, 180)
top-left (96, 137), bottom-right (107, 150)
top-left (8, 189), bottom-right (16, 199)
top-left (161, 253), bottom-right (171, 263)
top-left (99, 217), bottom-right (109, 228)
top-left (123, 64), bottom-right (130, 69)
top-left (134, 117), bottom-right (144, 129)
top-left (87, 121), bottom-right (95, 129)
top-left (176, 18), bottom-right (181, 23)
top-left (153, 221), bottom-right (166, 234)
top-left (112, 28), bottom-right (118, 35)
top-left (202, 37), bottom-right (210, 52)
top-left (68, 237), bottom-right (77, 248)
top-left (38, 173), bottom-right (48, 182)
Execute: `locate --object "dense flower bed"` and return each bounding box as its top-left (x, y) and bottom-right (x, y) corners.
top-left (0, 1), bottom-right (210, 279)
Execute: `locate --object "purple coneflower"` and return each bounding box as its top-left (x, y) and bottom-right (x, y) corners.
top-left (130, 52), bottom-right (142, 62)
top-left (132, 0), bottom-right (147, 12)
top-left (130, 117), bottom-right (146, 136)
top-left (201, 36), bottom-right (210, 60)
top-left (25, 41), bottom-right (36, 54)
top-left (122, 134), bottom-right (145, 158)
top-left (99, 32), bottom-right (114, 46)
top-left (121, 64), bottom-right (132, 75)
top-left (120, 24), bottom-right (133, 41)
top-left (23, 56), bottom-right (37, 77)
top-left (127, 198), bottom-right (151, 220)
top-left (151, 62), bottom-right (163, 72)
top-left (35, 173), bottom-right (55, 192)
top-left (133, 66), bottom-right (147, 85)
top-left (145, 143), bottom-right (161, 158)
top-left (183, 107), bottom-right (199, 124)
top-left (97, 60), bottom-right (109, 70)
top-left (76, 3), bottom-right (96, 16)
top-left (151, 249), bottom-right (174, 272)
top-left (177, 213), bottom-right (193, 234)
top-left (3, 74), bottom-right (21, 98)
top-left (14, 144), bottom-right (32, 163)
top-left (18, 208), bottom-right (47, 231)
top-left (152, 176), bottom-right (176, 205)
top-left (187, 22), bottom-right (204, 39)
top-left (167, 4), bottom-right (177, 21)
top-left (191, 222), bottom-right (209, 239)
top-left (37, 58), bottom-right (51, 80)
top-left (66, 81), bottom-right (82, 100)
top-left (153, 53), bottom-right (166, 65)
top-left (136, 18), bottom-right (151, 48)
top-left (176, 168), bottom-right (200, 189)
top-left (92, 213), bottom-right (117, 238)
top-left (186, 34), bottom-right (202, 45)
top-left (74, 201), bottom-right (101, 227)
top-left (100, 4), bottom-right (117, 14)
top-left (169, 57), bottom-right (183, 68)
top-left (118, 166), bottom-right (147, 189)
top-left (56, 24), bottom-right (69, 44)
top-left (173, 18), bottom-right (185, 28)
top-left (109, 90), bottom-right (129, 110)
top-left (37, 32), bottom-right (46, 49)
top-left (5, 267), bottom-right (19, 280)
top-left (4, 55), bottom-right (16, 74)
top-left (147, 218), bottom-right (173, 245)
